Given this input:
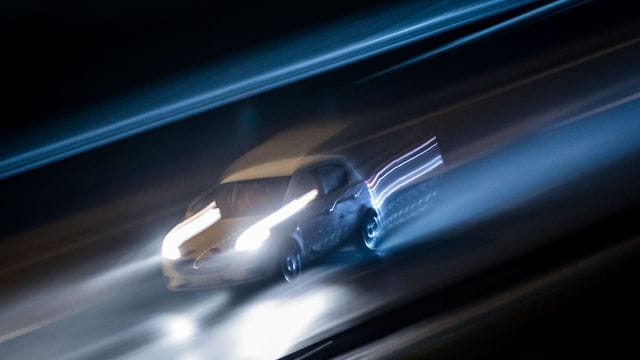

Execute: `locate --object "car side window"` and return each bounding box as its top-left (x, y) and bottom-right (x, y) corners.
top-left (314, 164), bottom-right (348, 195)
top-left (287, 172), bottom-right (319, 199)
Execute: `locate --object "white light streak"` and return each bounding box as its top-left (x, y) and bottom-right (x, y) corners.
top-left (162, 202), bottom-right (221, 260)
top-left (373, 156), bottom-right (443, 208)
top-left (367, 137), bottom-right (438, 192)
top-left (367, 137), bottom-right (443, 208)
top-left (235, 189), bottom-right (318, 251)
top-left (164, 315), bottom-right (197, 343)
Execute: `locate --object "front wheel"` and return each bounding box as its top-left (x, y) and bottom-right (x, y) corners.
top-left (280, 241), bottom-right (302, 283)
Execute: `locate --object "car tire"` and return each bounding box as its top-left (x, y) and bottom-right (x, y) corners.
top-left (358, 209), bottom-right (381, 254)
top-left (280, 240), bottom-right (302, 283)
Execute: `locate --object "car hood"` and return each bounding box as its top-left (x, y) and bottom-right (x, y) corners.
top-left (178, 215), bottom-right (262, 259)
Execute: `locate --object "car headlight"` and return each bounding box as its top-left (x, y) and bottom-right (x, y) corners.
top-left (162, 202), bottom-right (221, 260)
top-left (234, 226), bottom-right (272, 252)
top-left (234, 189), bottom-right (318, 251)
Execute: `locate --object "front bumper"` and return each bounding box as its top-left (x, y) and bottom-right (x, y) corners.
top-left (162, 248), bottom-right (278, 290)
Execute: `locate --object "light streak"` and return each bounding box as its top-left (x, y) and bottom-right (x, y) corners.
top-left (234, 189), bottom-right (318, 251)
top-left (369, 0), bottom-right (575, 79)
top-left (367, 137), bottom-right (438, 192)
top-left (0, 0), bottom-right (540, 180)
top-left (367, 137), bottom-right (443, 209)
top-left (373, 156), bottom-right (443, 208)
top-left (162, 202), bottom-right (221, 260)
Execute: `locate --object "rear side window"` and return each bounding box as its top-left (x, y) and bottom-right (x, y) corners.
top-left (314, 164), bottom-right (347, 195)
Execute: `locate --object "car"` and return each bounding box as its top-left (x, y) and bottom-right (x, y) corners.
top-left (161, 126), bottom-right (442, 289)
top-left (161, 153), bottom-right (382, 289)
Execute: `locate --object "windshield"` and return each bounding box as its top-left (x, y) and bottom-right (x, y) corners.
top-left (188, 177), bottom-right (291, 218)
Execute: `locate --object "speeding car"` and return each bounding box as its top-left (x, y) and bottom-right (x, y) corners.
top-left (161, 153), bottom-right (384, 289)
top-left (161, 119), bottom-right (442, 290)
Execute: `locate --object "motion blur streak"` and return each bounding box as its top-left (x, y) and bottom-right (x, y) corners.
top-left (0, 0), bottom-right (539, 180)
top-left (367, 137), bottom-right (437, 192)
top-left (236, 289), bottom-right (330, 359)
top-left (367, 137), bottom-right (442, 208)
top-left (342, 236), bottom-right (640, 358)
top-left (64, 293), bottom-right (231, 359)
top-left (162, 203), bottom-right (221, 259)
top-left (370, 0), bottom-right (577, 79)
top-left (382, 92), bottom-right (640, 251)
top-left (0, 253), bottom-right (162, 345)
top-left (235, 189), bottom-right (319, 251)
top-left (373, 156), bottom-right (442, 210)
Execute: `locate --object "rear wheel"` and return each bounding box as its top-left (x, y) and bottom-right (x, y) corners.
top-left (280, 241), bottom-right (302, 283)
top-left (359, 210), bottom-right (380, 253)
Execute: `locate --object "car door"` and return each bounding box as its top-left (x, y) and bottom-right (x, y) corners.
top-left (286, 169), bottom-right (333, 253)
top-left (315, 164), bottom-right (360, 246)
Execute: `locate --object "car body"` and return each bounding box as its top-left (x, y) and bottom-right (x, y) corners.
top-left (161, 153), bottom-right (382, 289)
top-left (161, 119), bottom-right (443, 290)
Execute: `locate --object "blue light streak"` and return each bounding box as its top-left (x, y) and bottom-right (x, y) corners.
top-left (0, 0), bottom-right (560, 180)
top-left (381, 91), bottom-right (640, 251)
top-left (367, 0), bottom-right (578, 79)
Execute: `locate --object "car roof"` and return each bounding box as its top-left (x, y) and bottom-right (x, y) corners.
top-left (220, 154), bottom-right (342, 183)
